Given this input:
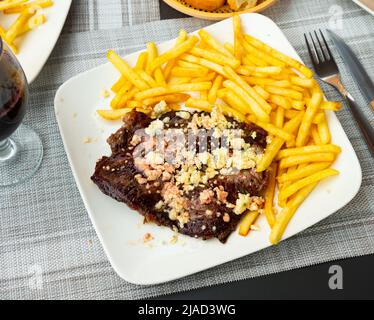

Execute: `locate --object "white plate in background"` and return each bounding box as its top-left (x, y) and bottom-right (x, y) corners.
top-left (1, 0), bottom-right (72, 83)
top-left (54, 13), bottom-right (362, 285)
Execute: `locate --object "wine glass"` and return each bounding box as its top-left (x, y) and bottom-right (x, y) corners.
top-left (0, 37), bottom-right (43, 187)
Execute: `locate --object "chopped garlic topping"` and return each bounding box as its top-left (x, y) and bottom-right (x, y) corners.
top-left (234, 194), bottom-right (252, 215)
top-left (145, 119), bottom-right (164, 136)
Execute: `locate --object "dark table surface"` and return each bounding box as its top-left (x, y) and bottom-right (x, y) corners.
top-left (158, 1), bottom-right (374, 300)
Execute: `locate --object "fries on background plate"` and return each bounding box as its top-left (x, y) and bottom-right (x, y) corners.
top-left (97, 15), bottom-right (342, 245)
top-left (0, 0), bottom-right (54, 54)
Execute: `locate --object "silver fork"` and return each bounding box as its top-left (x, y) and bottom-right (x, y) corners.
top-left (304, 30), bottom-right (374, 156)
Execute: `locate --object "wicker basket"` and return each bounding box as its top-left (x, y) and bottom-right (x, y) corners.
top-left (163, 0), bottom-right (278, 20)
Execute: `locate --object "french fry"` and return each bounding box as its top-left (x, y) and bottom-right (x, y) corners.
top-left (238, 66), bottom-right (283, 76)
top-left (177, 60), bottom-right (209, 71)
top-left (114, 87), bottom-right (139, 109)
top-left (107, 50), bottom-right (149, 90)
top-left (149, 36), bottom-right (199, 72)
top-left (291, 100), bottom-right (306, 110)
top-left (208, 75), bottom-right (223, 104)
top-left (185, 98), bottom-right (212, 113)
top-left (143, 93), bottom-right (190, 106)
top-left (191, 72), bottom-right (217, 83)
top-left (171, 67), bottom-right (208, 78)
top-left (265, 86), bottom-right (304, 101)
top-left (224, 66), bottom-right (272, 114)
top-left (137, 70), bottom-right (158, 88)
top-left (181, 54), bottom-right (228, 77)
top-left (269, 95), bottom-right (292, 110)
top-left (257, 112), bottom-right (304, 172)
top-left (248, 116), bottom-right (294, 141)
top-left (276, 144), bottom-right (341, 160)
top-left (168, 77), bottom-right (191, 85)
top-left (190, 47), bottom-right (240, 69)
top-left (279, 153), bottom-right (336, 169)
top-left (244, 34), bottom-right (313, 78)
top-left (168, 82), bottom-right (212, 93)
top-left (284, 109), bottom-right (301, 120)
top-left (164, 29), bottom-right (188, 80)
top-left (239, 211), bottom-right (260, 236)
top-left (296, 91), bottom-right (323, 147)
top-left (17, 14), bottom-right (46, 36)
top-left (270, 183), bottom-right (318, 244)
top-left (110, 82), bottom-right (133, 108)
top-left (254, 85), bottom-right (270, 101)
top-left (219, 103), bottom-right (248, 123)
top-left (275, 106), bottom-right (285, 129)
top-left (278, 165), bottom-right (298, 208)
top-left (311, 124), bottom-right (322, 145)
top-left (146, 42), bottom-right (158, 73)
top-left (290, 76), bottom-right (315, 88)
top-left (241, 39), bottom-right (286, 68)
top-left (6, 7), bottom-right (37, 42)
top-left (134, 87), bottom-right (169, 101)
top-left (127, 100), bottom-right (144, 109)
top-left (243, 54), bottom-right (267, 67)
top-left (0, 0), bottom-right (28, 11)
top-left (264, 163), bottom-right (277, 227)
top-left (318, 112), bottom-right (332, 144)
top-left (218, 88), bottom-right (253, 117)
top-left (135, 52), bottom-right (148, 71)
top-left (97, 108), bottom-right (132, 120)
top-left (135, 82), bottom-right (212, 101)
top-left (0, 25), bottom-right (18, 53)
top-left (224, 42), bottom-right (235, 56)
top-left (111, 77), bottom-right (130, 93)
top-left (199, 29), bottom-right (235, 58)
top-left (321, 101), bottom-right (342, 111)
top-left (200, 91), bottom-right (208, 100)
top-left (244, 76), bottom-right (278, 87)
top-left (154, 68), bottom-right (166, 87)
top-left (3, 0), bottom-right (52, 14)
top-left (277, 162), bottom-right (332, 184)
top-left (233, 15), bottom-right (243, 62)
top-left (278, 169), bottom-right (339, 202)
top-left (223, 80), bottom-right (270, 122)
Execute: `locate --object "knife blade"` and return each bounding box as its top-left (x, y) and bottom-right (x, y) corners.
top-left (327, 29), bottom-right (374, 110)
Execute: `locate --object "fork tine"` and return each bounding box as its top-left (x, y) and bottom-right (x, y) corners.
top-left (319, 29), bottom-right (334, 62)
top-left (309, 32), bottom-right (322, 64)
top-left (314, 30), bottom-right (327, 61)
top-left (304, 33), bottom-right (318, 68)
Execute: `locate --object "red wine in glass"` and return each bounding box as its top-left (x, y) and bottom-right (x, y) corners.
top-left (0, 37), bottom-right (43, 187)
top-left (0, 48), bottom-right (27, 141)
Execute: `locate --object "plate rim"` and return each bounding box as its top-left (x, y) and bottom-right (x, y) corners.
top-left (54, 13), bottom-right (363, 285)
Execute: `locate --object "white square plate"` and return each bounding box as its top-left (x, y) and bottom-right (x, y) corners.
top-left (54, 14), bottom-right (362, 285)
top-left (1, 0), bottom-right (72, 83)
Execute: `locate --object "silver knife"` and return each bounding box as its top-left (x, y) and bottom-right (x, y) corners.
top-left (327, 29), bottom-right (374, 111)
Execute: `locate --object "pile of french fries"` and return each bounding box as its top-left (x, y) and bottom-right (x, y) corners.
top-left (0, 0), bottom-right (53, 54)
top-left (98, 15), bottom-right (342, 245)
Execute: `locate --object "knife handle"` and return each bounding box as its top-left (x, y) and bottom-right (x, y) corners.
top-left (346, 95), bottom-right (374, 157)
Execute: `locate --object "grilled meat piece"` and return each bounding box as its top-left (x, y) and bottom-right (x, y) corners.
top-left (92, 110), bottom-right (269, 243)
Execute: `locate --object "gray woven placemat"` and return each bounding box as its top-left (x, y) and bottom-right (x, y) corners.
top-left (1, 0), bottom-right (374, 300)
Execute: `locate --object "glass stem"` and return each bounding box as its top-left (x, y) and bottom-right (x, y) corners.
top-left (0, 138), bottom-right (16, 161)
